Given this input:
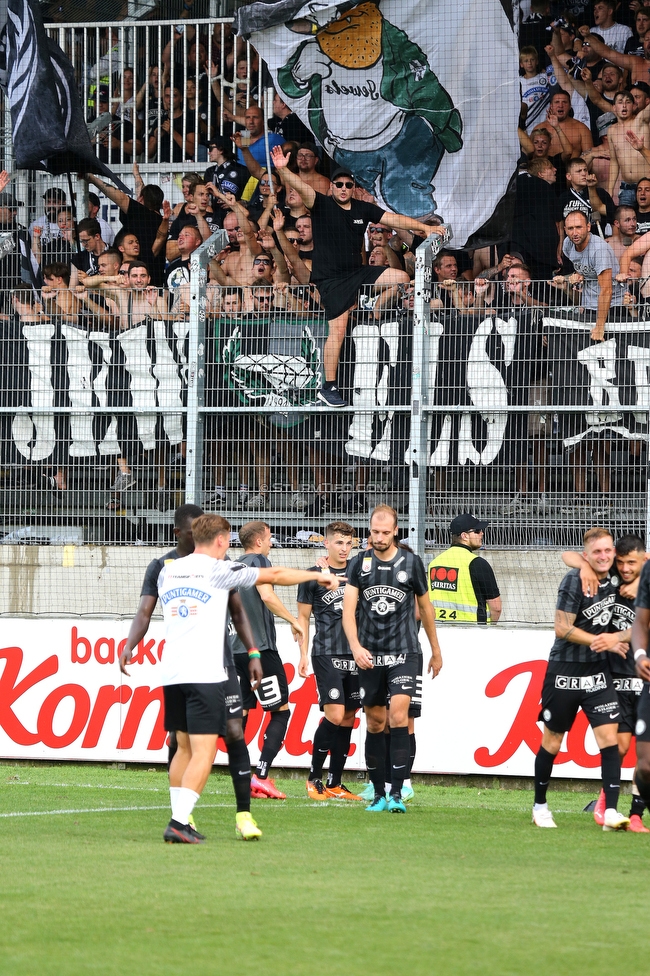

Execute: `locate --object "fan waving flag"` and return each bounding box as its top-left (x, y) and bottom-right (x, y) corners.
top-left (0, 0), bottom-right (127, 188)
top-left (235, 0), bottom-right (520, 248)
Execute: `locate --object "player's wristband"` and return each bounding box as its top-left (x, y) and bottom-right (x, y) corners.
top-left (634, 648), bottom-right (648, 662)
top-left (248, 647), bottom-right (261, 659)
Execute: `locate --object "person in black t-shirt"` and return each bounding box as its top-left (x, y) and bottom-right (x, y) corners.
top-left (147, 83), bottom-right (196, 163)
top-left (84, 174), bottom-right (168, 288)
top-left (297, 521), bottom-right (362, 802)
top-left (271, 145), bottom-right (439, 408)
top-left (118, 504), bottom-right (263, 838)
top-left (343, 506), bottom-right (442, 813)
top-left (532, 527), bottom-right (629, 831)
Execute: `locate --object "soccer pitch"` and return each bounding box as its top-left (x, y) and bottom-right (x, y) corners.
top-left (2, 765), bottom-right (649, 976)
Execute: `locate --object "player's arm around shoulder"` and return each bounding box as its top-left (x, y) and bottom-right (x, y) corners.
top-left (417, 591), bottom-right (442, 677)
top-left (561, 550), bottom-right (599, 597)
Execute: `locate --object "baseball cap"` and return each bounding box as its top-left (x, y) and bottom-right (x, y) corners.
top-left (43, 187), bottom-right (66, 201)
top-left (631, 81), bottom-right (650, 98)
top-left (449, 513), bottom-right (489, 535)
top-left (0, 189), bottom-right (22, 207)
top-left (330, 165), bottom-right (355, 182)
top-left (98, 84), bottom-right (110, 102)
top-left (299, 141), bottom-right (319, 155)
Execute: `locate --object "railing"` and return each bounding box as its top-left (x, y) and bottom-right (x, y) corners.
top-left (0, 237), bottom-right (648, 553)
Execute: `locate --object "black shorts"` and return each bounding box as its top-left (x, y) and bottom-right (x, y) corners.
top-left (386, 651), bottom-right (423, 717)
top-left (539, 665), bottom-right (620, 733)
top-left (234, 654), bottom-right (259, 711)
top-left (313, 655), bottom-right (360, 711)
top-left (612, 676), bottom-right (643, 734)
top-left (236, 648), bottom-right (289, 712)
top-left (223, 665), bottom-right (244, 722)
top-left (359, 653), bottom-right (419, 709)
top-left (635, 683), bottom-right (650, 742)
top-left (163, 682), bottom-right (226, 736)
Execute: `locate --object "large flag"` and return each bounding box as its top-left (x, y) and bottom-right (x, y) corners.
top-left (235, 0), bottom-right (520, 248)
top-left (0, 0), bottom-right (127, 187)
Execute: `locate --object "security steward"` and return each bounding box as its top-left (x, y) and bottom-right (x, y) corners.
top-left (427, 514), bottom-right (502, 624)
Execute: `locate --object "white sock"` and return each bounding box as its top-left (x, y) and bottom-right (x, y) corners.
top-left (169, 786), bottom-right (181, 812)
top-left (172, 787), bottom-right (200, 826)
top-left (384, 782), bottom-right (391, 795)
top-left (403, 778), bottom-right (412, 789)
top-left (533, 802), bottom-right (548, 811)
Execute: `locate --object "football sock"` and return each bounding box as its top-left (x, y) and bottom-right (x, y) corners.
top-left (256, 709), bottom-right (290, 779)
top-left (601, 745), bottom-right (621, 810)
top-left (383, 728), bottom-right (392, 786)
top-left (172, 787), bottom-right (200, 826)
top-left (310, 718), bottom-right (338, 781)
top-left (534, 746), bottom-right (556, 805)
top-left (408, 732), bottom-right (416, 776)
top-left (327, 724), bottom-right (353, 788)
top-left (630, 791), bottom-right (646, 819)
top-left (365, 730), bottom-right (387, 797)
top-left (389, 726), bottom-right (410, 798)
top-left (226, 736), bottom-right (252, 813)
top-left (241, 713), bottom-right (248, 734)
top-left (167, 730), bottom-right (178, 772)
top-left (169, 786), bottom-right (180, 812)
top-left (635, 769), bottom-right (650, 808)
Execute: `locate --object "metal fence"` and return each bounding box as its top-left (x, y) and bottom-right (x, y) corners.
top-left (0, 229), bottom-right (648, 553)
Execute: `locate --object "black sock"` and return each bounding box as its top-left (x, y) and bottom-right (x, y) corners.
top-left (327, 725), bottom-right (353, 788)
top-left (630, 793), bottom-right (646, 818)
top-left (256, 709), bottom-right (290, 779)
top-left (534, 746), bottom-right (556, 804)
top-left (636, 770), bottom-right (650, 809)
top-left (408, 732), bottom-right (416, 776)
top-left (323, 380), bottom-right (334, 390)
top-left (365, 730), bottom-right (386, 797)
top-left (310, 718), bottom-right (338, 781)
top-left (167, 730), bottom-right (178, 772)
top-left (383, 729), bottom-right (392, 786)
top-left (390, 726), bottom-right (409, 798)
top-left (226, 736), bottom-right (251, 813)
top-left (241, 713), bottom-right (248, 734)
top-left (601, 745), bottom-right (620, 810)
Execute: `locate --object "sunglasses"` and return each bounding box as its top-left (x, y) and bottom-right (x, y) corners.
top-left (368, 226), bottom-right (386, 233)
top-left (253, 258), bottom-right (272, 266)
top-left (333, 180), bottom-right (354, 189)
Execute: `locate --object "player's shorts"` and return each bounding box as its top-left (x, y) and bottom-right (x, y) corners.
top-left (312, 655), bottom-right (360, 711)
top-left (163, 682), bottom-right (226, 736)
top-left (234, 654), bottom-right (259, 711)
top-left (635, 683), bottom-right (650, 742)
top-left (223, 664), bottom-right (244, 722)
top-left (386, 651), bottom-right (423, 716)
top-left (612, 676), bottom-right (643, 734)
top-left (539, 664), bottom-right (621, 733)
top-left (359, 653), bottom-right (419, 709)
top-left (236, 648), bottom-right (289, 712)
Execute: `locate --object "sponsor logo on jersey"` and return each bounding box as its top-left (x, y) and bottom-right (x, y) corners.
top-left (361, 556), bottom-right (372, 574)
top-left (161, 586), bottom-right (211, 605)
top-left (371, 597), bottom-right (396, 614)
top-left (322, 589), bottom-right (343, 607)
top-left (363, 585), bottom-right (406, 603)
top-left (171, 601), bottom-right (199, 618)
top-left (430, 566), bottom-right (458, 592)
top-left (554, 672), bottom-right (607, 691)
top-left (396, 571), bottom-right (408, 583)
top-left (581, 594), bottom-right (615, 623)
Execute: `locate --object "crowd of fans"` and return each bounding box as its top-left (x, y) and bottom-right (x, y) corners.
top-left (2, 2), bottom-right (650, 524)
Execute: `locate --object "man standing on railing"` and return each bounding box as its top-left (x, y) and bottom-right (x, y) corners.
top-left (271, 146), bottom-right (440, 407)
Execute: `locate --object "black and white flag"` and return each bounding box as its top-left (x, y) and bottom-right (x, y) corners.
top-left (0, 0), bottom-right (127, 187)
top-left (544, 316), bottom-right (650, 446)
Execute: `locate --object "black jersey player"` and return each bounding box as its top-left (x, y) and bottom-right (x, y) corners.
top-left (342, 506), bottom-right (442, 814)
top-left (533, 527), bottom-right (629, 831)
top-left (297, 521), bottom-right (362, 802)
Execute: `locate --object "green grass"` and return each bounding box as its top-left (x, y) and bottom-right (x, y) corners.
top-left (1, 765), bottom-right (648, 976)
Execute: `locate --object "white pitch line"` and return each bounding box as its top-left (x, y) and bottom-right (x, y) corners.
top-left (0, 803), bottom-right (232, 819)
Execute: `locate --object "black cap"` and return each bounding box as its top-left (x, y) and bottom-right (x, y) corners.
top-left (330, 165), bottom-right (355, 182)
top-left (449, 513), bottom-right (489, 535)
top-left (43, 187), bottom-right (66, 201)
top-left (631, 81), bottom-right (650, 98)
top-left (299, 141), bottom-right (319, 155)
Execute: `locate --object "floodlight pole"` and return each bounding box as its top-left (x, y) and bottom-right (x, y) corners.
top-left (185, 229), bottom-right (229, 504)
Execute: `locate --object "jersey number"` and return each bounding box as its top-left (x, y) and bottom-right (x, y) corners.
top-left (436, 609), bottom-right (457, 620)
